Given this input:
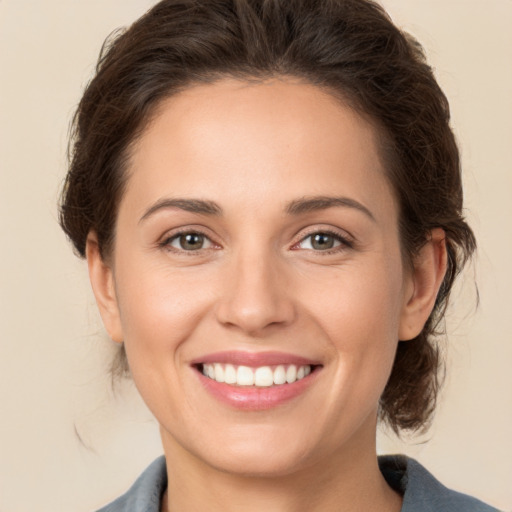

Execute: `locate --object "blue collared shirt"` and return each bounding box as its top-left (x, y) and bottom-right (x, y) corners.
top-left (96, 455), bottom-right (501, 511)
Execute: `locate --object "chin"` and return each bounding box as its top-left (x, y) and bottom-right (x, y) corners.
top-left (209, 450), bottom-right (311, 478)
top-left (194, 427), bottom-right (317, 478)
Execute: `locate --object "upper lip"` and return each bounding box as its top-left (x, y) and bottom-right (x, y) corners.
top-left (190, 351), bottom-right (322, 367)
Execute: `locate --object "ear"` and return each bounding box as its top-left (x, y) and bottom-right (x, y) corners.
top-left (399, 228), bottom-right (448, 341)
top-left (86, 232), bottom-right (124, 343)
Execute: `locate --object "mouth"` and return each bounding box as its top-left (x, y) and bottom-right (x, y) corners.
top-left (197, 363), bottom-right (318, 387)
top-left (191, 352), bottom-right (322, 410)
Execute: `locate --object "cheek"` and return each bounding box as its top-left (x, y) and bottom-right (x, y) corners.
top-left (113, 259), bottom-right (216, 361)
top-left (307, 260), bottom-right (404, 341)
top-left (111, 261), bottom-right (220, 420)
top-left (301, 257), bottom-right (405, 393)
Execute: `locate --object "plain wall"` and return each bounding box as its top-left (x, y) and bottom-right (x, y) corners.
top-left (0, 1), bottom-right (510, 510)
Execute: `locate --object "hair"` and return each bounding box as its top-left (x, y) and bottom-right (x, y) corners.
top-left (59, 0), bottom-right (476, 434)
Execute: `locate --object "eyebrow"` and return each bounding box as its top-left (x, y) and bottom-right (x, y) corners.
top-left (139, 198), bottom-right (222, 222)
top-left (285, 196), bottom-right (376, 222)
top-left (139, 195), bottom-right (375, 223)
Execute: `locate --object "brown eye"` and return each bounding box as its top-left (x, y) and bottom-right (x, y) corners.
top-left (168, 232), bottom-right (212, 251)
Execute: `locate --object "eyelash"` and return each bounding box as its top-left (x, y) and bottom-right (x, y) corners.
top-left (292, 229), bottom-right (354, 255)
top-left (159, 228), bottom-right (354, 255)
top-left (159, 228), bottom-right (217, 254)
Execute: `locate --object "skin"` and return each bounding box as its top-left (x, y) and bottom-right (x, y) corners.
top-left (87, 78), bottom-right (447, 512)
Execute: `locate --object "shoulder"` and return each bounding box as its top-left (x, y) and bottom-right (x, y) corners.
top-left (95, 456), bottom-right (167, 512)
top-left (379, 455), bottom-right (501, 512)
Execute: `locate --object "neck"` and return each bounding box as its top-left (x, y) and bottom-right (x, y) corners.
top-left (160, 426), bottom-right (402, 512)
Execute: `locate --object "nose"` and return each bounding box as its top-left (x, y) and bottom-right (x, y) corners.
top-left (215, 248), bottom-right (296, 336)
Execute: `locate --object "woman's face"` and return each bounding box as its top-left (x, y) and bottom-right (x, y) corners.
top-left (91, 78), bottom-right (421, 476)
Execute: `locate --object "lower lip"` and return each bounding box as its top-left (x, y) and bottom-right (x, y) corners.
top-left (196, 369), bottom-right (319, 411)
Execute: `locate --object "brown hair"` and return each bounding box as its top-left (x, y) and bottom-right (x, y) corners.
top-left (60, 0), bottom-right (476, 433)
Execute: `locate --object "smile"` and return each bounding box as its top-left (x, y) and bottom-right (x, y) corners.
top-left (193, 352), bottom-right (321, 410)
top-left (201, 363), bottom-right (312, 387)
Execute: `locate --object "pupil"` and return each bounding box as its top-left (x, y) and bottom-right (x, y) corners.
top-left (181, 233), bottom-right (203, 250)
top-left (312, 233), bottom-right (334, 250)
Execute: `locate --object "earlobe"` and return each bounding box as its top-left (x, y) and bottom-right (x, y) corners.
top-left (399, 228), bottom-right (448, 341)
top-left (86, 232), bottom-right (124, 343)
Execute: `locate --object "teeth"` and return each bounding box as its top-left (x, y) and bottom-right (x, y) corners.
top-left (237, 366), bottom-right (255, 386)
top-left (201, 363), bottom-right (313, 387)
top-left (286, 365), bottom-right (297, 383)
top-left (224, 364), bottom-right (237, 384)
top-left (273, 365), bottom-right (287, 385)
top-left (254, 366), bottom-right (273, 387)
top-left (214, 363), bottom-right (224, 383)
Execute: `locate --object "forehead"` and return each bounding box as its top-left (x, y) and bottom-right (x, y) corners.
top-left (123, 77), bottom-right (395, 220)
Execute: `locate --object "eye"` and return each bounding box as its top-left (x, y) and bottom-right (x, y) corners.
top-left (296, 231), bottom-right (350, 251)
top-left (166, 232), bottom-right (213, 251)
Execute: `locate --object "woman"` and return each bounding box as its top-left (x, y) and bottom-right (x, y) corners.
top-left (59, 0), bottom-right (500, 510)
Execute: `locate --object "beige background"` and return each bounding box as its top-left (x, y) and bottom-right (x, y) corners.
top-left (0, 1), bottom-right (511, 510)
